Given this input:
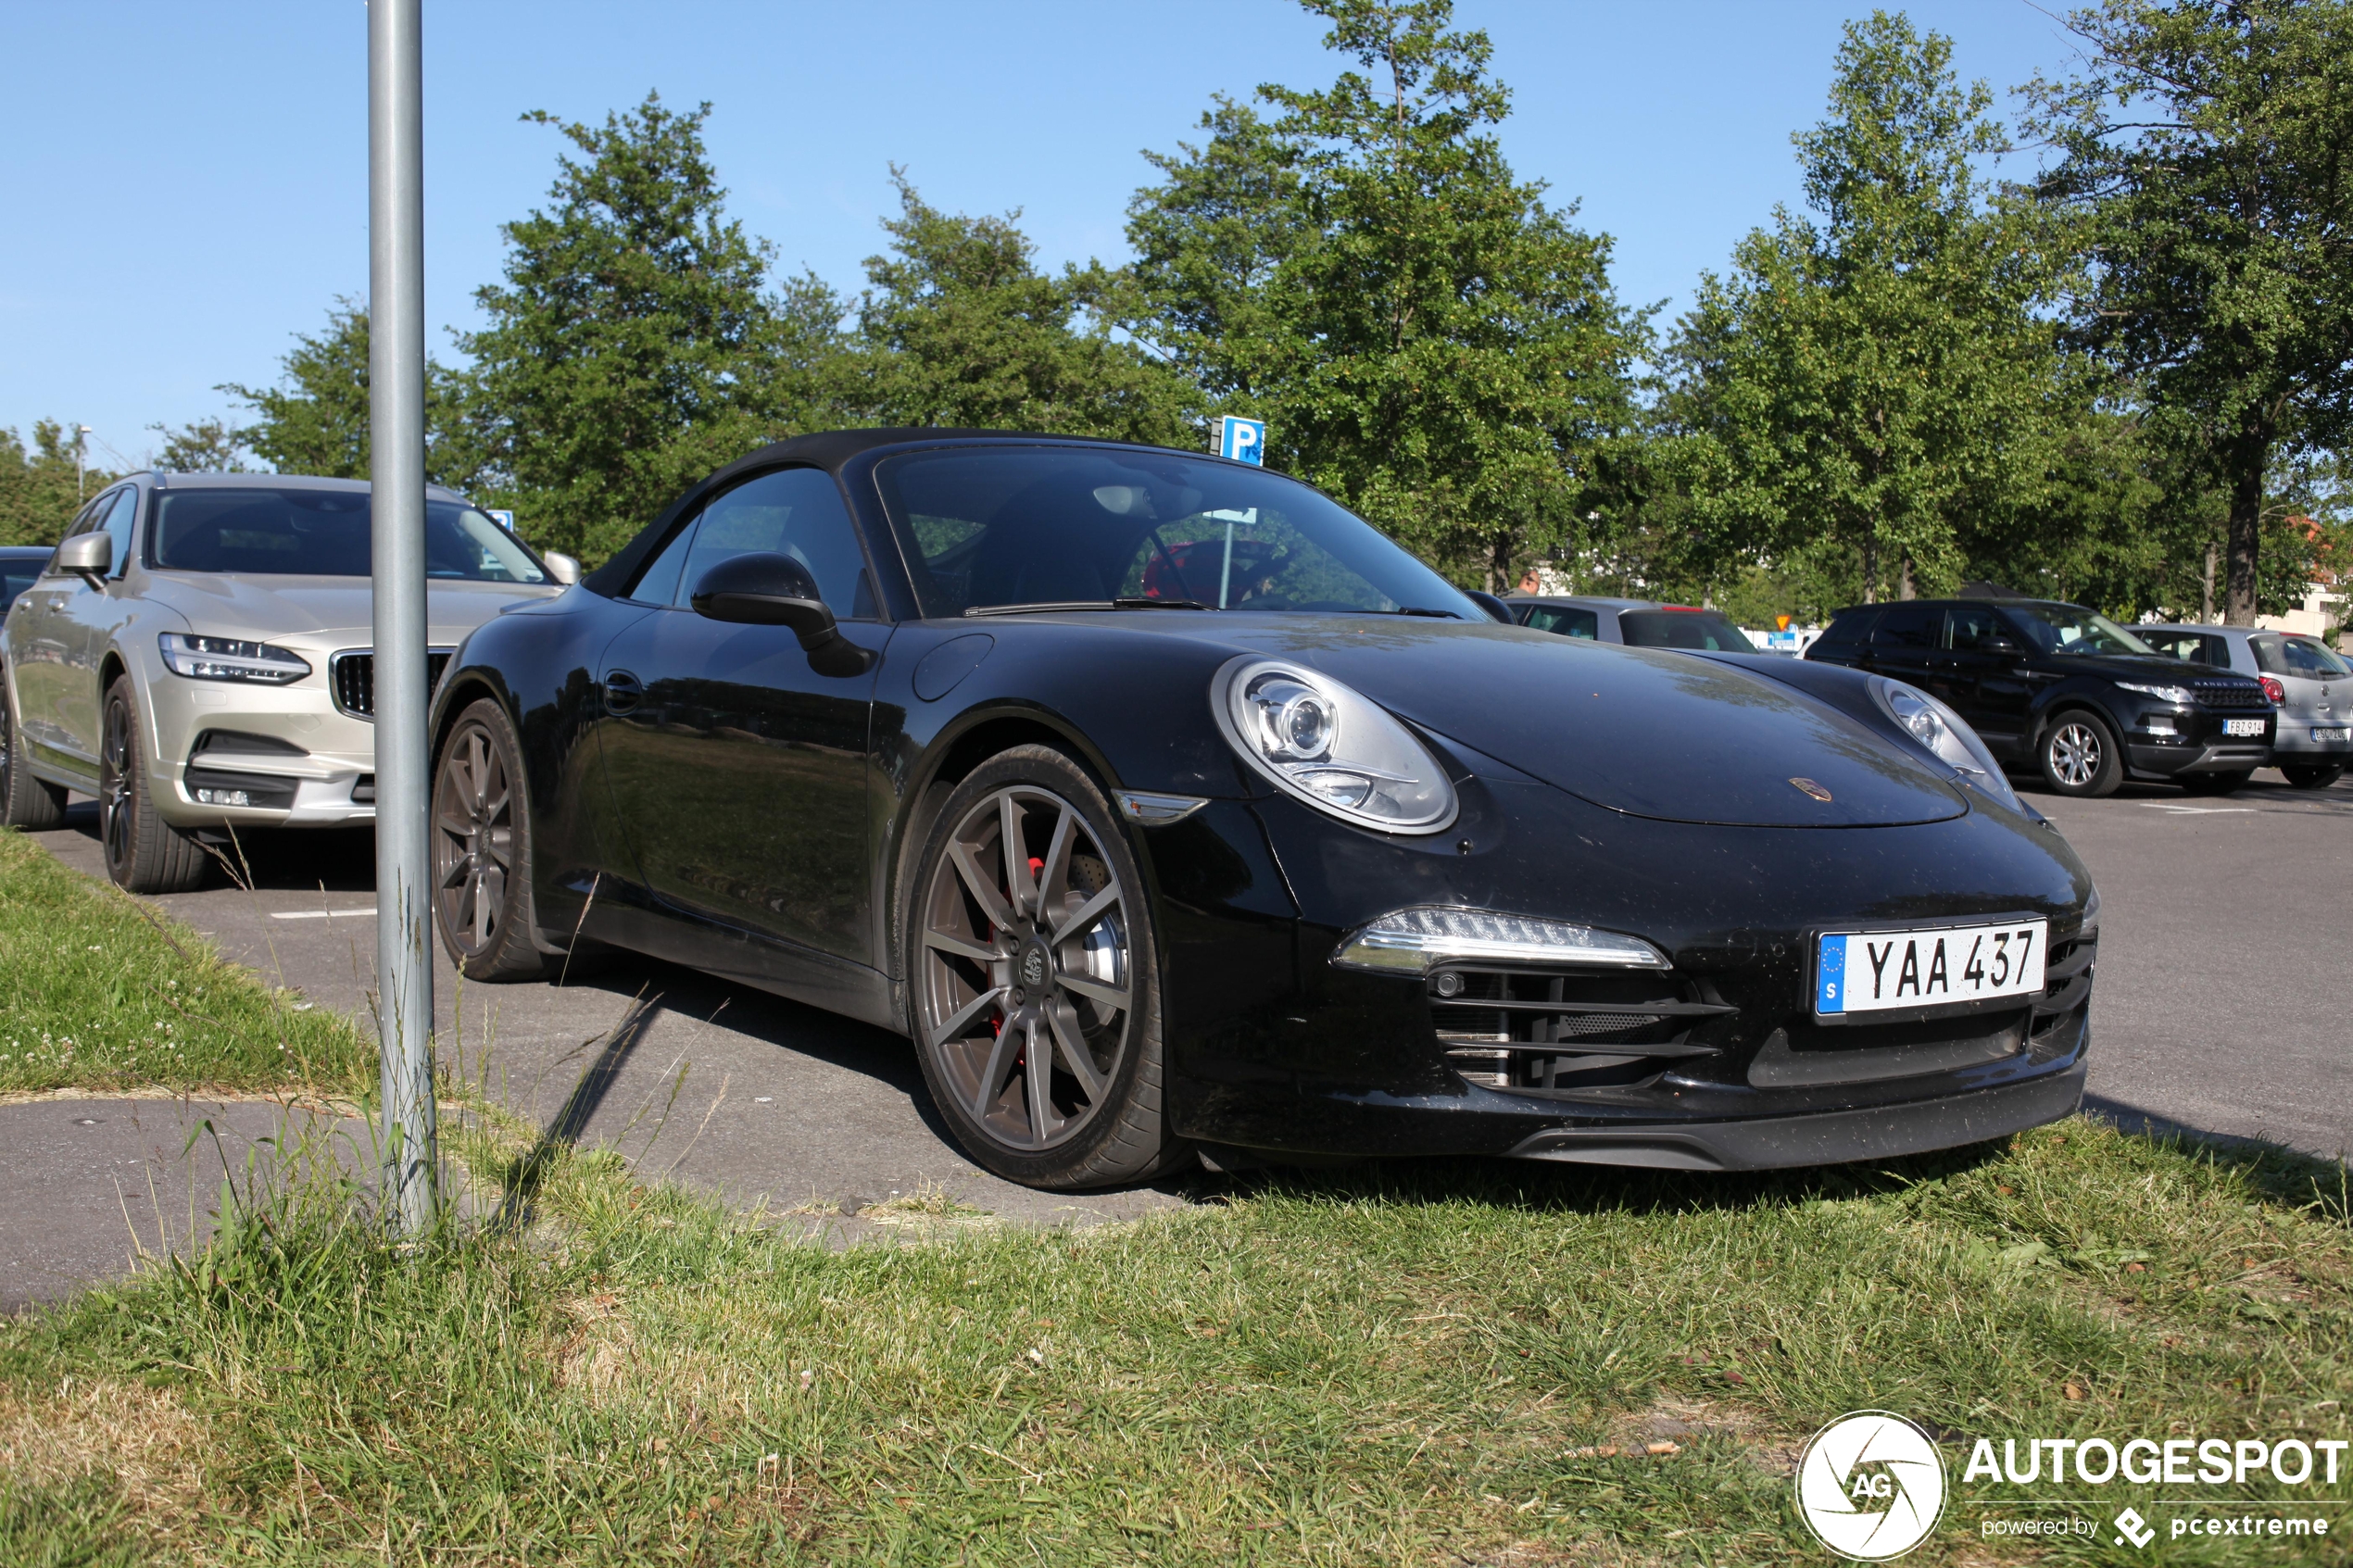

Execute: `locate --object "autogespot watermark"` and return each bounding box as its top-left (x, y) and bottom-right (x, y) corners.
top-left (1795, 1413), bottom-right (2347, 1561)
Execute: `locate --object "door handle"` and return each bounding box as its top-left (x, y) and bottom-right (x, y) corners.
top-left (602, 669), bottom-right (643, 715)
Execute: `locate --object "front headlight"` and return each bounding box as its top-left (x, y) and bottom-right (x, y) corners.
top-left (1212, 657), bottom-right (1456, 833)
top-left (158, 633), bottom-right (312, 684)
top-left (1869, 677), bottom-right (2020, 810)
top-left (2116, 680), bottom-right (2192, 704)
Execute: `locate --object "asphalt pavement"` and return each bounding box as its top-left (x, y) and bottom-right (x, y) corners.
top-left (5, 770), bottom-right (2347, 1312)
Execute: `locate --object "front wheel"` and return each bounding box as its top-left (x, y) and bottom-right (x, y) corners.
top-left (2038, 711), bottom-right (2122, 798)
top-left (905, 746), bottom-right (1179, 1189)
top-left (99, 677), bottom-right (209, 892)
top-left (430, 698), bottom-right (550, 981)
top-left (2280, 763), bottom-right (2344, 790)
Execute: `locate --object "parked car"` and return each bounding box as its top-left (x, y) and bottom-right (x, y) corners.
top-left (1806, 596), bottom-right (2274, 798)
top-left (0, 471), bottom-right (577, 892)
top-left (1504, 594), bottom-right (1760, 651)
top-left (2137, 622), bottom-right (2353, 788)
top-left (428, 430), bottom-right (2095, 1191)
top-left (1, 546), bottom-right (54, 613)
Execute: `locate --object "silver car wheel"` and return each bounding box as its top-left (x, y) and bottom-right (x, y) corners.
top-left (2047, 721), bottom-right (2101, 788)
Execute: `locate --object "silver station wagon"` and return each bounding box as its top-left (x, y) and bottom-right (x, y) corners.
top-left (0, 472), bottom-right (573, 891)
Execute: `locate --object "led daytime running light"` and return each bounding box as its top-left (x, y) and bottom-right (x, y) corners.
top-left (1333, 906), bottom-right (1667, 974)
top-left (158, 633), bottom-right (312, 684)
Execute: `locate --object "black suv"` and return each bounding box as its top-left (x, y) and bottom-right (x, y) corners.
top-left (1806, 596), bottom-right (2275, 797)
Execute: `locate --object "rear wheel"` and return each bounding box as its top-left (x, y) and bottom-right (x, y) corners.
top-left (2280, 763), bottom-right (2343, 790)
top-left (431, 698), bottom-right (550, 981)
top-left (0, 674), bottom-right (66, 829)
top-left (2038, 711), bottom-right (2122, 798)
top-left (2181, 770), bottom-right (2253, 797)
top-left (905, 746), bottom-right (1179, 1189)
top-left (98, 676), bottom-right (208, 893)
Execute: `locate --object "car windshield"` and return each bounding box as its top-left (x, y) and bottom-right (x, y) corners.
top-left (2003, 603), bottom-right (2153, 658)
top-left (2253, 634), bottom-right (2351, 679)
top-left (873, 446), bottom-right (1481, 620)
top-left (151, 488), bottom-right (547, 583)
top-left (1618, 608), bottom-right (1753, 651)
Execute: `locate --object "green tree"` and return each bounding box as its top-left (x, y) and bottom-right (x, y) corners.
top-left (147, 417), bottom-right (249, 473)
top-left (1670, 12), bottom-right (2076, 607)
top-left (459, 94), bottom-right (848, 564)
top-left (1128, 0), bottom-right (1642, 588)
top-left (848, 173), bottom-right (1200, 445)
top-left (222, 299), bottom-right (472, 484)
top-left (2026, 0), bottom-right (2353, 624)
top-left (0, 420), bottom-right (113, 546)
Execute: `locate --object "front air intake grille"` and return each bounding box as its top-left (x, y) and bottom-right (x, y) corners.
top-left (330, 647), bottom-right (454, 719)
top-left (2190, 679), bottom-right (2270, 710)
top-left (1430, 967), bottom-right (1732, 1093)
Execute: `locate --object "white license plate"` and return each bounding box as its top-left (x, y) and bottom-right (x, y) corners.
top-left (1816, 920), bottom-right (2047, 1016)
top-left (2314, 727), bottom-right (2349, 744)
top-left (2223, 718), bottom-right (2266, 737)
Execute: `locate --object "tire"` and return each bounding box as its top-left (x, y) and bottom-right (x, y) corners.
top-left (2280, 764), bottom-right (2343, 790)
top-left (0, 671), bottom-right (67, 829)
top-left (2181, 770), bottom-right (2254, 797)
top-left (430, 697), bottom-right (551, 981)
top-left (98, 676), bottom-right (208, 893)
top-left (2037, 710), bottom-right (2123, 798)
top-left (903, 745), bottom-right (1181, 1189)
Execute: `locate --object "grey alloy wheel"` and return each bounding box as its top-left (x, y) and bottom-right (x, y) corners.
top-left (915, 783), bottom-right (1134, 1154)
top-left (2039, 711), bottom-right (2120, 797)
top-left (2047, 721), bottom-right (2101, 788)
top-left (430, 702), bottom-right (547, 980)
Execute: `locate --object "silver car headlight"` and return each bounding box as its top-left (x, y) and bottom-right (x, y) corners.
top-left (158, 633), bottom-right (312, 684)
top-left (1212, 657), bottom-right (1456, 834)
top-left (1870, 676), bottom-right (2019, 809)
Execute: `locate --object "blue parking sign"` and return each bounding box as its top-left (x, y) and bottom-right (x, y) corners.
top-left (1218, 415), bottom-right (1266, 466)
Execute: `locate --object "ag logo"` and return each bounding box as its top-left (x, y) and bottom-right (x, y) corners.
top-left (1795, 1411), bottom-right (1946, 1561)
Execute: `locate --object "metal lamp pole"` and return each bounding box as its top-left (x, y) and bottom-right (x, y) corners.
top-left (368, 0), bottom-right (436, 1235)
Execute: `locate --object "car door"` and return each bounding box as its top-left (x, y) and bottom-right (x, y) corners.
top-left (8, 500), bottom-right (105, 763)
top-left (50, 485), bottom-right (145, 764)
top-left (1859, 602), bottom-right (1938, 686)
top-left (1938, 604), bottom-right (2032, 754)
top-left (595, 465), bottom-right (890, 968)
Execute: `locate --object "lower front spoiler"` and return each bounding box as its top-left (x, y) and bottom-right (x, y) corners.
top-left (1504, 1062), bottom-right (2085, 1172)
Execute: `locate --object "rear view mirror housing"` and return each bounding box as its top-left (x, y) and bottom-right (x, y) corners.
top-left (689, 552), bottom-right (873, 677)
top-left (541, 551), bottom-right (580, 586)
top-left (55, 532), bottom-right (111, 587)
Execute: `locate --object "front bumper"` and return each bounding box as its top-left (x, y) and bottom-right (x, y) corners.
top-left (2125, 738), bottom-right (2271, 778)
top-left (143, 659), bottom-right (377, 830)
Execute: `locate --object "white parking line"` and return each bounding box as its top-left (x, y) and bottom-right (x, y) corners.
top-left (269, 909), bottom-right (379, 921)
top-left (2136, 803), bottom-right (2256, 815)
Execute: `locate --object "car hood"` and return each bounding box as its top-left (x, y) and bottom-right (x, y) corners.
top-left (141, 572), bottom-right (560, 645)
top-left (2047, 651), bottom-right (2250, 686)
top-left (1103, 615), bottom-right (1970, 828)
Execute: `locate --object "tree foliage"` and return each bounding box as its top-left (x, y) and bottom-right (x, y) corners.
top-left (223, 299), bottom-right (471, 484)
top-left (458, 94), bottom-right (847, 563)
top-left (2026, 0), bottom-right (2353, 624)
top-left (0, 421), bottom-right (113, 547)
top-left (1130, 0), bottom-right (1642, 588)
top-left (146, 418), bottom-right (250, 473)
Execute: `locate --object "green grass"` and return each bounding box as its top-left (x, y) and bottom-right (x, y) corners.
top-left (0, 827), bottom-right (371, 1098)
top-left (2, 1120), bottom-right (2347, 1565)
top-left (3, 824), bottom-right (2347, 1563)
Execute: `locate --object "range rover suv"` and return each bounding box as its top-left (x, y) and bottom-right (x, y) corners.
top-left (1806, 596), bottom-right (2273, 797)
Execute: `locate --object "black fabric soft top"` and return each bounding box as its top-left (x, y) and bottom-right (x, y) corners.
top-left (579, 427), bottom-right (1167, 599)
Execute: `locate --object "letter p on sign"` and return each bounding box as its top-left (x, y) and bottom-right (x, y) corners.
top-left (1219, 416), bottom-right (1265, 466)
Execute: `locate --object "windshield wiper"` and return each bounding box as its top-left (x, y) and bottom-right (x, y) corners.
top-left (1390, 606), bottom-right (1463, 619)
top-left (1112, 596), bottom-right (1214, 610)
top-left (963, 601), bottom-right (1113, 617)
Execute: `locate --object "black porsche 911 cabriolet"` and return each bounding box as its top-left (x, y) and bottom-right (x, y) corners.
top-left (426, 430), bottom-right (2096, 1189)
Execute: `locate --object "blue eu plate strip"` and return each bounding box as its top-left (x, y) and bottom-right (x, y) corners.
top-left (1817, 935), bottom-right (1845, 1014)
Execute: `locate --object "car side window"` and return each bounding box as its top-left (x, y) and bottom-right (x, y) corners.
top-left (2249, 636), bottom-right (2285, 676)
top-left (2202, 635), bottom-right (2234, 668)
top-left (1944, 607), bottom-right (2007, 651)
top-left (1869, 604), bottom-right (1936, 648)
top-left (94, 488), bottom-right (139, 579)
top-left (1523, 605), bottom-right (1598, 638)
top-left (675, 467), bottom-right (875, 618)
top-left (626, 517), bottom-right (702, 607)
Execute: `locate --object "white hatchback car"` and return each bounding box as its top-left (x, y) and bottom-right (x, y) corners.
top-left (0, 471), bottom-right (574, 891)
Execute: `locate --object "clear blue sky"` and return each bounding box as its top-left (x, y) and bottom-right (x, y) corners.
top-left (1, 0), bottom-right (2089, 468)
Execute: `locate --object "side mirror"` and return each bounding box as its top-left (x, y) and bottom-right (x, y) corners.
top-left (1984, 634), bottom-right (2022, 657)
top-left (541, 551), bottom-right (580, 586)
top-left (55, 532), bottom-right (111, 587)
top-left (689, 552), bottom-right (874, 677)
top-left (1462, 589), bottom-right (1515, 624)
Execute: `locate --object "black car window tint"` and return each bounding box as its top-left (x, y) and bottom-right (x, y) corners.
top-left (628, 516), bottom-right (702, 606)
top-left (1944, 607), bottom-right (2007, 650)
top-left (1619, 609), bottom-right (1752, 650)
top-left (1815, 606), bottom-right (1878, 651)
top-left (149, 489), bottom-right (548, 580)
top-left (675, 467), bottom-right (873, 617)
top-left (97, 488), bottom-right (139, 577)
top-left (2204, 635), bottom-right (2234, 667)
top-left (1524, 605), bottom-right (1599, 638)
top-left (873, 447), bottom-right (1479, 620)
top-left (1869, 604), bottom-right (1936, 648)
top-left (2002, 603), bottom-right (2153, 657)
